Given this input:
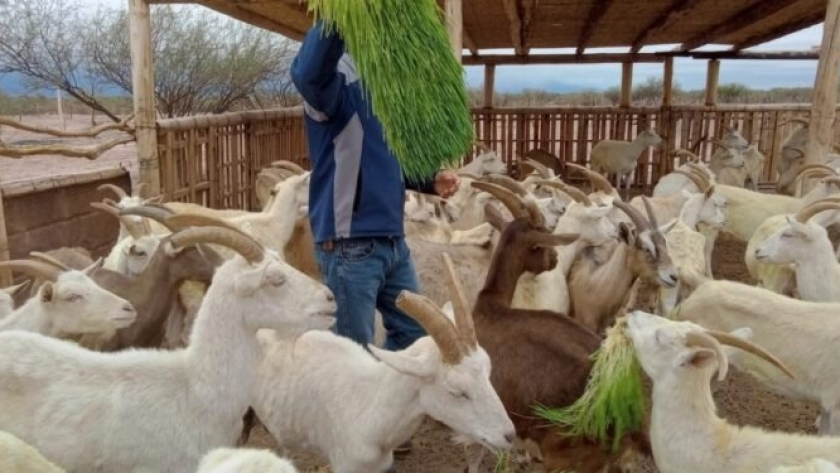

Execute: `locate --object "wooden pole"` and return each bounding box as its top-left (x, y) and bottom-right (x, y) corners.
top-left (56, 89), bottom-right (66, 131)
top-left (129, 0), bottom-right (160, 199)
top-left (805, 0), bottom-right (840, 171)
top-left (484, 64), bottom-right (496, 108)
top-left (662, 56), bottom-right (674, 107)
top-left (0, 185), bottom-right (11, 286)
top-left (704, 59), bottom-right (720, 106)
top-left (445, 0), bottom-right (463, 62)
top-left (620, 61), bottom-right (633, 108)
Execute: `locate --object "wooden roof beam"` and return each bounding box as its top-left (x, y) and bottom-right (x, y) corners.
top-left (502, 0), bottom-right (524, 55)
top-left (189, 0), bottom-right (307, 40)
top-left (522, 0), bottom-right (537, 55)
top-left (677, 0), bottom-right (799, 51)
top-left (576, 0), bottom-right (616, 56)
top-left (629, 0), bottom-right (694, 54)
top-left (463, 28), bottom-right (479, 56)
top-left (732, 12), bottom-right (825, 51)
top-left (463, 52), bottom-right (664, 66)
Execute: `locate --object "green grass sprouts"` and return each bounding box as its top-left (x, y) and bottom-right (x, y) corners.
top-left (307, 0), bottom-right (474, 181)
top-left (534, 316), bottom-right (647, 452)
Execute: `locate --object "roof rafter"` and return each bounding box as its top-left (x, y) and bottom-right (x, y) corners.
top-left (733, 12), bottom-right (825, 51)
top-left (183, 0), bottom-right (307, 39)
top-left (678, 0), bottom-right (799, 51)
top-left (629, 0), bottom-right (694, 54)
top-left (502, 0), bottom-right (524, 55)
top-left (576, 0), bottom-right (615, 56)
top-left (521, 0), bottom-right (537, 55)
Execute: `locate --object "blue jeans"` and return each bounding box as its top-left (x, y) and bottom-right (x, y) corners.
top-left (314, 236), bottom-right (427, 351)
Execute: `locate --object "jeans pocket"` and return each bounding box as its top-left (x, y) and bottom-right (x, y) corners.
top-left (339, 239), bottom-right (377, 262)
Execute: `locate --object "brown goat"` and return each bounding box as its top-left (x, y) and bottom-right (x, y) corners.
top-left (31, 206), bottom-right (223, 350)
top-left (568, 199), bottom-right (677, 334)
top-left (466, 182), bottom-right (648, 473)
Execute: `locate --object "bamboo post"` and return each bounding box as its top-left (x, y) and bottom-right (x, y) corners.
top-left (129, 0), bottom-right (161, 199)
top-left (704, 59), bottom-right (720, 106)
top-left (620, 62), bottom-right (633, 108)
top-left (484, 64), bottom-right (496, 108)
top-left (445, 0), bottom-right (463, 62)
top-left (805, 0), bottom-right (840, 172)
top-left (662, 56), bottom-right (674, 107)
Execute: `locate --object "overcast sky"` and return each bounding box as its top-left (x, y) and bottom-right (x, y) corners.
top-left (83, 0), bottom-right (824, 92)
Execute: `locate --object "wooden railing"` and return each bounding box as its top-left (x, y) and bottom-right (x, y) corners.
top-left (156, 104), bottom-right (840, 209)
top-left (156, 108), bottom-right (307, 210)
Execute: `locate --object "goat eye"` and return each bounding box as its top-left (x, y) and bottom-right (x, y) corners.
top-left (452, 391), bottom-right (471, 400)
top-left (66, 294), bottom-right (82, 302)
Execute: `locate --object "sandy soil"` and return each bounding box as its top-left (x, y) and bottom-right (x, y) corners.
top-left (2, 115), bottom-right (823, 472)
top-left (242, 233), bottom-right (823, 473)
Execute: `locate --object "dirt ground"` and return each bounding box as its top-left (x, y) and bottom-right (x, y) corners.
top-left (2, 115), bottom-right (823, 472)
top-left (243, 233), bottom-right (823, 473)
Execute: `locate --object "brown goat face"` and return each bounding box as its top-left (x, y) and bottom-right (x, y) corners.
top-left (523, 244), bottom-right (559, 275)
top-left (636, 230), bottom-right (678, 288)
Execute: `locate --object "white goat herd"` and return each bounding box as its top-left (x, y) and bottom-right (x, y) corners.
top-left (4, 128), bottom-right (840, 473)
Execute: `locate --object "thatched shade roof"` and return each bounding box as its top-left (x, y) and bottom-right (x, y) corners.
top-left (159, 0), bottom-right (825, 56)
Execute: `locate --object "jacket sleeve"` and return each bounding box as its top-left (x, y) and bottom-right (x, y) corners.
top-left (291, 21), bottom-right (346, 119)
top-left (404, 171), bottom-right (438, 195)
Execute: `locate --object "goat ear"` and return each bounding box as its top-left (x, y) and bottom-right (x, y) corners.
top-left (660, 219), bottom-right (678, 234)
top-left (679, 347), bottom-right (719, 373)
top-left (368, 345), bottom-right (435, 379)
top-left (441, 301), bottom-right (455, 323)
top-left (82, 257), bottom-right (104, 276)
top-left (618, 222), bottom-right (636, 245)
top-left (233, 265), bottom-right (267, 296)
top-left (40, 282), bottom-right (55, 303)
top-left (484, 204), bottom-right (507, 231)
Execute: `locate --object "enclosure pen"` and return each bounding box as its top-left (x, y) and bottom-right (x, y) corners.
top-left (534, 316), bottom-right (647, 451)
top-left (306, 0), bottom-right (474, 180)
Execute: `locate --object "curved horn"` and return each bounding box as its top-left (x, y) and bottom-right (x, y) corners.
top-left (565, 162), bottom-right (617, 195)
top-left (779, 117), bottom-right (809, 128)
top-left (533, 179), bottom-right (593, 207)
top-left (169, 227), bottom-right (264, 263)
top-left (686, 164), bottom-right (712, 188)
top-left (522, 158), bottom-right (552, 179)
top-left (90, 201), bottom-right (120, 218)
top-left (97, 183), bottom-right (128, 200)
top-left (480, 174), bottom-right (529, 197)
top-left (795, 163), bottom-right (837, 178)
top-left (28, 252), bottom-right (71, 271)
top-left (119, 205), bottom-right (178, 231)
top-left (672, 170), bottom-right (708, 192)
top-left (163, 213), bottom-right (253, 239)
top-left (706, 330), bottom-right (796, 379)
top-left (0, 260), bottom-right (63, 282)
top-left (442, 252), bottom-right (476, 348)
top-left (674, 149), bottom-right (701, 163)
top-left (641, 196), bottom-right (660, 230)
top-left (457, 172), bottom-right (481, 180)
top-left (396, 290), bottom-right (466, 364)
top-left (471, 182), bottom-right (530, 221)
top-left (473, 140), bottom-right (491, 153)
top-left (795, 198), bottom-right (840, 223)
top-left (614, 200), bottom-right (650, 231)
top-left (269, 161), bottom-right (306, 175)
top-left (684, 330), bottom-right (729, 381)
top-left (822, 176), bottom-right (840, 189)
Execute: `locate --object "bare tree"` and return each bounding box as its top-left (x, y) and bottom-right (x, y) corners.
top-left (86, 5), bottom-right (297, 117)
top-left (0, 0), bottom-right (120, 121)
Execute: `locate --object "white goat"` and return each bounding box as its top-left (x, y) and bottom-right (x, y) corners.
top-left (0, 430), bottom-right (63, 473)
top-left (0, 259), bottom-right (136, 339)
top-left (753, 199), bottom-right (840, 301)
top-left (625, 310), bottom-right (840, 473)
top-left (676, 278), bottom-right (840, 435)
top-left (0, 223), bottom-right (336, 472)
top-left (460, 142), bottom-right (508, 176)
top-left (652, 150), bottom-right (717, 197)
top-left (745, 194), bottom-right (840, 296)
top-left (253, 254), bottom-right (514, 473)
top-left (196, 448), bottom-right (298, 473)
top-left (590, 128), bottom-right (663, 196)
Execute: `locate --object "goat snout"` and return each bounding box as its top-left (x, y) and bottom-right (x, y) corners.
top-left (504, 432), bottom-right (516, 444)
top-left (659, 270), bottom-right (678, 287)
top-left (122, 303), bottom-right (136, 314)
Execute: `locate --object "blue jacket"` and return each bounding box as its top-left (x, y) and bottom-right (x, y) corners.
top-left (291, 22), bottom-right (437, 244)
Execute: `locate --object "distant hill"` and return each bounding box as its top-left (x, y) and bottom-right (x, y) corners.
top-left (0, 73), bottom-right (127, 97)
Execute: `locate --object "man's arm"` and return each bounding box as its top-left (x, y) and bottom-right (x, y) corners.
top-left (404, 172), bottom-right (438, 195)
top-left (291, 21), bottom-right (346, 119)
top-left (405, 170), bottom-right (460, 198)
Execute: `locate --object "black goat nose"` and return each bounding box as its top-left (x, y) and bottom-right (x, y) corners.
top-left (505, 432), bottom-right (516, 444)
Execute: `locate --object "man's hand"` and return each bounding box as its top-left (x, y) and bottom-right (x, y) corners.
top-left (434, 170), bottom-right (460, 199)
